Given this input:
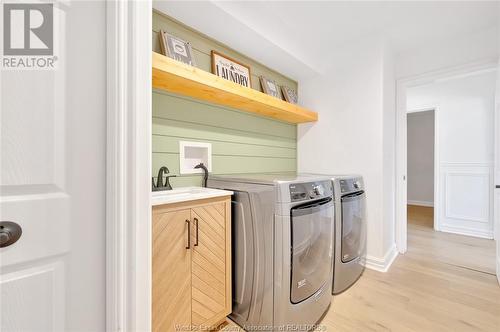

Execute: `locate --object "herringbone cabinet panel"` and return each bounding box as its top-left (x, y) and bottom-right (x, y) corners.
top-left (152, 209), bottom-right (192, 332)
top-left (191, 203), bottom-right (229, 328)
top-left (152, 197), bottom-right (232, 331)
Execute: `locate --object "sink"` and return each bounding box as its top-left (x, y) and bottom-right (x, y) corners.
top-left (153, 187), bottom-right (204, 196)
top-left (151, 186), bottom-right (233, 206)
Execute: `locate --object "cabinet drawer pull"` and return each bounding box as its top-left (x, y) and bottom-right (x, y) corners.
top-left (194, 217), bottom-right (199, 246)
top-left (185, 219), bottom-right (191, 249)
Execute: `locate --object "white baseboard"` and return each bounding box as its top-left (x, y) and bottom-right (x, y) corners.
top-left (365, 244), bottom-right (398, 273)
top-left (439, 224), bottom-right (494, 239)
top-left (407, 200), bottom-right (434, 207)
top-left (497, 258), bottom-right (500, 286)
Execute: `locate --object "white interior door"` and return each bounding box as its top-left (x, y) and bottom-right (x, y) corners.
top-left (1, 2), bottom-right (106, 331)
top-left (1, 4), bottom-right (68, 331)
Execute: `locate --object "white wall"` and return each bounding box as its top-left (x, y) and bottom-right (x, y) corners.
top-left (298, 40), bottom-right (398, 270)
top-left (407, 71), bottom-right (496, 238)
top-left (396, 27), bottom-right (499, 79)
top-left (407, 111), bottom-right (435, 206)
top-left (382, 46), bottom-right (396, 257)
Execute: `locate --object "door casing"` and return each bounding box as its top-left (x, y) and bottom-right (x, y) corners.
top-left (106, 1), bottom-right (152, 331)
top-left (395, 60), bottom-right (498, 254)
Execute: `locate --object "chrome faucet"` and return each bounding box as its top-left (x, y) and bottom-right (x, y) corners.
top-left (194, 163), bottom-right (209, 188)
top-left (153, 166), bottom-right (176, 191)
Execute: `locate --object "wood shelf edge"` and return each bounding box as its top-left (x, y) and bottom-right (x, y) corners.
top-left (152, 52), bottom-right (318, 124)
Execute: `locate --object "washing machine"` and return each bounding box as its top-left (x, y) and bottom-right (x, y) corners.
top-left (301, 174), bottom-right (367, 294)
top-left (207, 173), bottom-right (334, 331)
top-left (332, 176), bottom-right (366, 294)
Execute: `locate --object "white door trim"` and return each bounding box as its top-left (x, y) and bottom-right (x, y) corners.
top-left (106, 1), bottom-right (152, 331)
top-left (395, 59), bottom-right (497, 253)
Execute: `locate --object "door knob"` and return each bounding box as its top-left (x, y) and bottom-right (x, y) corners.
top-left (0, 221), bottom-right (22, 248)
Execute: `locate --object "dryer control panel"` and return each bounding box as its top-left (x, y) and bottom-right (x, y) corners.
top-left (289, 181), bottom-right (333, 202)
top-left (339, 177), bottom-right (364, 195)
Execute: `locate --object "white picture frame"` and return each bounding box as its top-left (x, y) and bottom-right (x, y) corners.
top-left (159, 30), bottom-right (196, 66)
top-left (260, 76), bottom-right (281, 99)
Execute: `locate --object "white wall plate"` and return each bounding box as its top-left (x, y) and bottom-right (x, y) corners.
top-left (179, 141), bottom-right (212, 174)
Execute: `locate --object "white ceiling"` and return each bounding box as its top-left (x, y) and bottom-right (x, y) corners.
top-left (154, 1), bottom-right (499, 80)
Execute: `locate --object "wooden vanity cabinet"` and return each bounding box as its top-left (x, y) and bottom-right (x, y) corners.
top-left (152, 196), bottom-right (231, 332)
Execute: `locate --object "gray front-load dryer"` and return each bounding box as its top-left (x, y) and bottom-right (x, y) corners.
top-left (332, 175), bottom-right (366, 294)
top-left (302, 174), bottom-right (367, 294)
top-left (208, 173), bottom-right (334, 331)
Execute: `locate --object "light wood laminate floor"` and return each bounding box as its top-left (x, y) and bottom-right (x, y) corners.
top-left (225, 205), bottom-right (499, 331)
top-left (321, 205), bottom-right (500, 331)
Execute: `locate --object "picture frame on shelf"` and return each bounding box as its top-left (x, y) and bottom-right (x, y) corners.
top-left (211, 51), bottom-right (251, 88)
top-left (260, 76), bottom-right (281, 99)
top-left (281, 86), bottom-right (298, 104)
top-left (159, 30), bottom-right (196, 66)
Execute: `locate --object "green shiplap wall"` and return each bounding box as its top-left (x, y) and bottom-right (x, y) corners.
top-left (152, 10), bottom-right (298, 94)
top-left (152, 11), bottom-right (298, 187)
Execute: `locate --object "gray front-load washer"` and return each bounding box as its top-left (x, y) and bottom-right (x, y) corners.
top-left (208, 173), bottom-right (334, 331)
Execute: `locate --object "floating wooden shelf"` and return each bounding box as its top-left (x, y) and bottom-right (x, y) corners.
top-left (152, 52), bottom-right (318, 124)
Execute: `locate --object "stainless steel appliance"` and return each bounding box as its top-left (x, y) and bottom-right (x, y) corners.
top-left (332, 175), bottom-right (366, 294)
top-left (207, 174), bottom-right (334, 331)
top-left (301, 174), bottom-right (367, 294)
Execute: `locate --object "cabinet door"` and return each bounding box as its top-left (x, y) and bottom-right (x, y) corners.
top-left (153, 209), bottom-right (192, 332)
top-left (191, 202), bottom-right (231, 328)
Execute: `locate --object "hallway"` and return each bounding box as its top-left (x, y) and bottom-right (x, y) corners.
top-left (320, 205), bottom-right (500, 331)
top-left (407, 205), bottom-right (496, 275)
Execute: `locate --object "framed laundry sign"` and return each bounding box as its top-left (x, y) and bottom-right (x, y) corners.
top-left (211, 51), bottom-right (251, 88)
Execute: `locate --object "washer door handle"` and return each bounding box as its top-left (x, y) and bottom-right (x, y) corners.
top-left (0, 221), bottom-right (22, 248)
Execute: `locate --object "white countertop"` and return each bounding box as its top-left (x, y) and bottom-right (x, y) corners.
top-left (151, 186), bottom-right (233, 206)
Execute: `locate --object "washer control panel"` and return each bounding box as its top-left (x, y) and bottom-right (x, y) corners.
top-left (339, 177), bottom-right (364, 194)
top-left (289, 181), bottom-right (333, 202)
